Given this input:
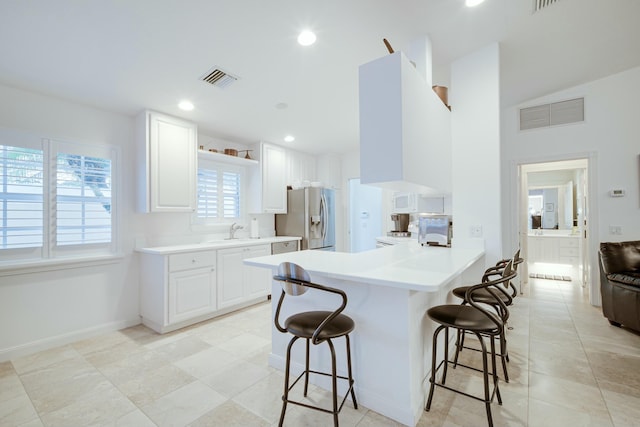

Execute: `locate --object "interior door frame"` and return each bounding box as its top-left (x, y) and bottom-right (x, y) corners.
top-left (510, 151), bottom-right (600, 306)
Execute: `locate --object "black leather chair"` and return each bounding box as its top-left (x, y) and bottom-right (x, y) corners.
top-left (425, 260), bottom-right (517, 427)
top-left (273, 262), bottom-right (358, 427)
top-left (599, 241), bottom-right (640, 332)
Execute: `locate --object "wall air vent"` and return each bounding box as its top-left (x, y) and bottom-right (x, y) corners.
top-left (520, 97), bottom-right (584, 131)
top-left (200, 67), bottom-right (238, 89)
top-left (533, 0), bottom-right (560, 13)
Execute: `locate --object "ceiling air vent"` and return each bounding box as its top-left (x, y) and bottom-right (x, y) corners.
top-left (533, 0), bottom-right (560, 13)
top-left (200, 67), bottom-right (238, 89)
top-left (520, 98), bottom-right (584, 131)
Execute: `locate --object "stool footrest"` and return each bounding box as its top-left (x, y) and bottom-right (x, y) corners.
top-left (284, 369), bottom-right (356, 415)
top-left (430, 359), bottom-right (501, 405)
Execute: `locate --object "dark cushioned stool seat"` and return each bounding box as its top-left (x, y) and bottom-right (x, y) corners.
top-left (285, 311), bottom-right (355, 340)
top-left (427, 305), bottom-right (500, 331)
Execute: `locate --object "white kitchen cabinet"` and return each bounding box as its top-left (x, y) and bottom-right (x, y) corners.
top-left (248, 142), bottom-right (287, 213)
top-left (168, 267), bottom-right (216, 324)
top-left (136, 110), bottom-right (197, 213)
top-left (316, 154), bottom-right (340, 189)
top-left (244, 244), bottom-right (272, 298)
top-left (140, 249), bottom-right (216, 333)
top-left (359, 51), bottom-right (451, 195)
top-left (217, 244), bottom-right (272, 309)
top-left (287, 149), bottom-right (317, 187)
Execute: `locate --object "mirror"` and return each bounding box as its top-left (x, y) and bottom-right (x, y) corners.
top-left (528, 171), bottom-right (577, 230)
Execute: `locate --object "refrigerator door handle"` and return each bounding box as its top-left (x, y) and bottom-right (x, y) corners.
top-left (320, 193), bottom-right (327, 242)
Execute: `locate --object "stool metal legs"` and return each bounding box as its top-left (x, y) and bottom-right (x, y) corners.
top-left (453, 329), bottom-right (510, 383)
top-left (426, 325), bottom-right (502, 427)
top-left (279, 334), bottom-right (357, 427)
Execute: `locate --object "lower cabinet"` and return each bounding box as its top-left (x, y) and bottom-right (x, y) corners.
top-left (140, 242), bottom-right (276, 334)
top-left (217, 244), bottom-right (272, 309)
top-left (140, 249), bottom-right (217, 333)
top-left (168, 267), bottom-right (216, 324)
top-left (527, 235), bottom-right (580, 265)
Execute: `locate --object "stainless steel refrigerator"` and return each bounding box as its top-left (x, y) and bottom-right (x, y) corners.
top-left (276, 187), bottom-right (336, 251)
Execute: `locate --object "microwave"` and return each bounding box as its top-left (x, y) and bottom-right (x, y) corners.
top-left (392, 192), bottom-right (446, 214)
top-left (391, 192), bottom-right (417, 213)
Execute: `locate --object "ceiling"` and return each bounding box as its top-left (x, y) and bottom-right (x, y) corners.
top-left (1, 0), bottom-right (639, 155)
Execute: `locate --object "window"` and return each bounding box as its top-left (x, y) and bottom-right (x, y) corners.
top-left (0, 145), bottom-right (44, 249)
top-left (0, 131), bottom-right (118, 262)
top-left (196, 160), bottom-right (244, 223)
top-left (56, 153), bottom-right (112, 246)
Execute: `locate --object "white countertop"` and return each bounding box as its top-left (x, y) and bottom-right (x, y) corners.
top-left (527, 233), bottom-right (580, 238)
top-left (244, 241), bottom-right (484, 292)
top-left (375, 235), bottom-right (416, 245)
top-left (136, 236), bottom-right (301, 255)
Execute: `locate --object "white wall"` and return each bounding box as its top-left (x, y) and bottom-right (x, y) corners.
top-left (502, 66), bottom-right (640, 304)
top-left (450, 43), bottom-right (502, 263)
top-left (0, 85), bottom-right (284, 360)
top-left (0, 84), bottom-right (142, 361)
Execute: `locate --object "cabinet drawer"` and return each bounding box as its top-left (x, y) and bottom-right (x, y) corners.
top-left (169, 250), bottom-right (216, 272)
top-left (561, 238), bottom-right (579, 248)
top-left (559, 247), bottom-right (579, 257)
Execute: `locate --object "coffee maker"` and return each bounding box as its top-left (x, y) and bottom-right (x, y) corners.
top-left (388, 213), bottom-right (411, 237)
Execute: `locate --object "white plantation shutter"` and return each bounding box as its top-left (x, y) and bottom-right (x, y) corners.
top-left (0, 145), bottom-right (44, 249)
top-left (196, 161), bottom-right (244, 222)
top-left (0, 130), bottom-right (119, 262)
top-left (55, 153), bottom-right (112, 246)
top-left (222, 171), bottom-right (240, 218)
top-left (197, 168), bottom-right (218, 218)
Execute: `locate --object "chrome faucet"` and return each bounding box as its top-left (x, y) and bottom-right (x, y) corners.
top-left (229, 222), bottom-right (244, 239)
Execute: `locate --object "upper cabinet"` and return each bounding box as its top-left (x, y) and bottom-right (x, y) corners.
top-left (248, 142), bottom-right (287, 213)
top-left (137, 110), bottom-right (197, 213)
top-left (358, 51), bottom-right (451, 196)
top-left (286, 149), bottom-right (316, 188)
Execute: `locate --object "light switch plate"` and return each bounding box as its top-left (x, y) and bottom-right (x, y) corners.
top-left (609, 225), bottom-right (622, 235)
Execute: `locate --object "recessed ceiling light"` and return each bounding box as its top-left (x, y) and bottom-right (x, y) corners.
top-left (465, 0), bottom-right (485, 7)
top-left (178, 100), bottom-right (194, 111)
top-left (284, 135), bottom-right (295, 143)
top-left (297, 30), bottom-right (316, 46)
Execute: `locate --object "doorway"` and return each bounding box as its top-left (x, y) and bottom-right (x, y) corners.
top-left (348, 178), bottom-right (382, 252)
top-left (519, 158), bottom-right (591, 292)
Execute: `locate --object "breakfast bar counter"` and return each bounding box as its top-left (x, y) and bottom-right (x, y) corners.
top-left (244, 242), bottom-right (485, 426)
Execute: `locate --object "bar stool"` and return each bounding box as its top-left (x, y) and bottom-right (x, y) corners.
top-left (273, 262), bottom-right (358, 427)
top-left (425, 260), bottom-right (516, 427)
top-left (451, 250), bottom-right (523, 382)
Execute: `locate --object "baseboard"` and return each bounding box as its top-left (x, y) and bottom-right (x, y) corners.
top-left (0, 317), bottom-right (141, 363)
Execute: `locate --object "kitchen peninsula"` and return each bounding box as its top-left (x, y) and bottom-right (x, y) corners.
top-left (244, 242), bottom-right (485, 426)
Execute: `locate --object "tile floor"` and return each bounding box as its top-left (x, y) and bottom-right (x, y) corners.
top-left (2, 277), bottom-right (640, 426)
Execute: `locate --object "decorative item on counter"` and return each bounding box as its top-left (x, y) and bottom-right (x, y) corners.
top-left (238, 150), bottom-right (253, 159)
top-left (199, 145), bottom-right (204, 150)
top-left (208, 148), bottom-right (218, 153)
top-left (432, 86), bottom-right (452, 111)
top-left (224, 148), bottom-right (238, 156)
top-left (250, 218), bottom-right (259, 239)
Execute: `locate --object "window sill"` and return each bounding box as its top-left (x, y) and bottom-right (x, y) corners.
top-left (0, 253), bottom-right (125, 277)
